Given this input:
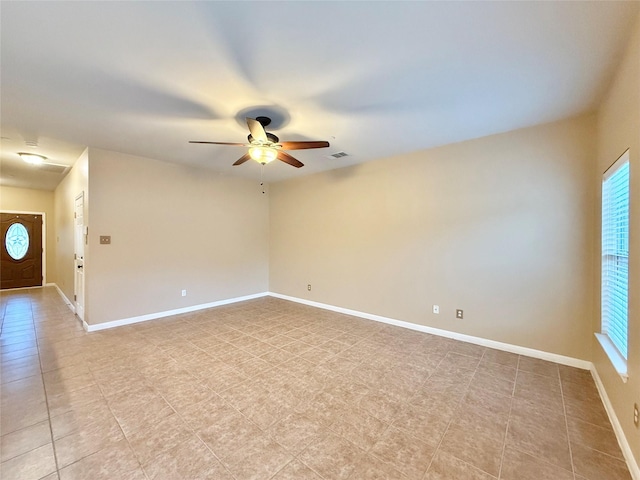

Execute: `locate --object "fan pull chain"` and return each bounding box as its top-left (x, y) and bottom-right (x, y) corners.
top-left (260, 164), bottom-right (265, 194)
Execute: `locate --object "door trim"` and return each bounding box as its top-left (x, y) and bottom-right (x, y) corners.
top-left (0, 209), bottom-right (47, 285)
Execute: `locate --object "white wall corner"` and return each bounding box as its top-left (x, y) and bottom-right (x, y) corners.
top-left (590, 366), bottom-right (640, 480)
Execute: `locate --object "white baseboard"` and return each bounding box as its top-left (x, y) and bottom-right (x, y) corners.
top-left (590, 366), bottom-right (640, 480)
top-left (268, 292), bottom-right (592, 370)
top-left (51, 283), bottom-right (76, 314)
top-left (84, 292), bottom-right (269, 332)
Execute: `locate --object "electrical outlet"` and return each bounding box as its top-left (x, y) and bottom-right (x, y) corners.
top-left (181, 289), bottom-right (187, 297)
top-left (307, 284), bottom-right (311, 291)
top-left (456, 309), bottom-right (464, 319)
top-left (433, 305), bottom-right (440, 314)
top-left (634, 403), bottom-right (639, 427)
top-left (99, 235), bottom-right (111, 245)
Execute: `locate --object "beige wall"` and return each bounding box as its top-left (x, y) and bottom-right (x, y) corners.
top-left (0, 186), bottom-right (56, 283)
top-left (594, 13), bottom-right (640, 466)
top-left (85, 148), bottom-right (269, 326)
top-left (270, 115), bottom-right (596, 360)
top-left (54, 149), bottom-right (89, 304)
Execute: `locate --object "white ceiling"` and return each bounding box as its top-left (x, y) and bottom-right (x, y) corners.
top-left (1, 1), bottom-right (638, 191)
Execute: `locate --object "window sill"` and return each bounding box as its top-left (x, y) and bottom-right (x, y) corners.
top-left (595, 333), bottom-right (628, 383)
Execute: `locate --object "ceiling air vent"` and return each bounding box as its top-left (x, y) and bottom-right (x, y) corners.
top-left (328, 151), bottom-right (349, 159)
top-left (39, 163), bottom-right (70, 174)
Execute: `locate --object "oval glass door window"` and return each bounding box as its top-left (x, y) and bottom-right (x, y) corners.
top-left (5, 223), bottom-right (29, 260)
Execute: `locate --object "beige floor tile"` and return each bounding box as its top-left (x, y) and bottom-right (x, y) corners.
top-left (44, 371), bottom-right (96, 397)
top-left (299, 433), bottom-right (365, 480)
top-left (1, 353), bottom-right (40, 370)
top-left (438, 424), bottom-right (504, 477)
top-left (54, 415), bottom-right (125, 468)
top-left (268, 411), bottom-right (326, 454)
top-left (469, 369), bottom-right (515, 397)
top-left (567, 416), bottom-right (624, 459)
top-left (348, 452), bottom-right (411, 479)
top-left (391, 404), bottom-right (451, 447)
top-left (425, 449), bottom-right (497, 480)
top-left (197, 412), bottom-right (265, 466)
top-left (358, 391), bottom-right (404, 424)
top-left (476, 359), bottom-right (517, 382)
top-left (107, 389), bottom-right (174, 436)
top-left (369, 426), bottom-right (435, 479)
top-left (0, 420), bottom-right (51, 462)
top-left (558, 364), bottom-right (593, 385)
top-left (180, 394), bottom-right (240, 431)
top-left (514, 374), bottom-right (564, 413)
top-left (1, 375), bottom-right (45, 404)
top-left (518, 356), bottom-right (560, 378)
top-left (450, 403), bottom-right (508, 443)
top-left (126, 413), bottom-right (195, 466)
top-left (328, 408), bottom-right (388, 451)
top-left (481, 348), bottom-right (519, 368)
top-left (58, 438), bottom-right (143, 480)
top-left (571, 443), bottom-right (633, 480)
top-left (506, 414), bottom-right (572, 471)
top-left (564, 395), bottom-right (611, 429)
top-left (561, 378), bottom-right (600, 404)
top-left (0, 397), bottom-right (49, 434)
top-left (156, 378), bottom-right (216, 412)
top-left (500, 446), bottom-right (574, 480)
top-left (0, 442), bottom-right (56, 480)
top-left (271, 459), bottom-right (323, 479)
top-left (226, 438), bottom-right (294, 480)
top-left (143, 436), bottom-right (234, 480)
top-left (0, 362), bottom-right (41, 384)
top-left (0, 289), bottom-right (632, 480)
top-left (49, 396), bottom-right (115, 439)
top-left (47, 383), bottom-right (105, 418)
top-left (0, 346), bottom-right (39, 363)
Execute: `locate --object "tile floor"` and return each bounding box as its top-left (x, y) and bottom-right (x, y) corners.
top-left (0, 287), bottom-right (632, 480)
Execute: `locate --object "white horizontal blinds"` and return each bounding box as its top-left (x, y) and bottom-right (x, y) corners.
top-left (602, 153), bottom-right (630, 359)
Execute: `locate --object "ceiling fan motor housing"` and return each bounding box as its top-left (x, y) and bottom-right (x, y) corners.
top-left (248, 132), bottom-right (280, 144)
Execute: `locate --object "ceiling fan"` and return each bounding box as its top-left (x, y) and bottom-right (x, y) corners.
top-left (189, 116), bottom-right (330, 168)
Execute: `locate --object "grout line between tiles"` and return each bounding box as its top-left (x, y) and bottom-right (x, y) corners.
top-left (496, 352), bottom-right (520, 479)
top-left (419, 347), bottom-right (479, 479)
top-left (558, 369), bottom-right (578, 480)
top-left (31, 295), bottom-right (62, 480)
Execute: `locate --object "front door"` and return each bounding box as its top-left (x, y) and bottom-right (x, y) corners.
top-left (1, 213), bottom-right (43, 289)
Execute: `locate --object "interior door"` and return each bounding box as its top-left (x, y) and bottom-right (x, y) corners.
top-left (1, 213), bottom-right (43, 289)
top-left (74, 193), bottom-right (85, 320)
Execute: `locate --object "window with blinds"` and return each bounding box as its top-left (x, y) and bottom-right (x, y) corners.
top-left (601, 150), bottom-right (630, 360)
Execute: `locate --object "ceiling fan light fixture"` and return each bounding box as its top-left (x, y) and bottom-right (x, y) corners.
top-left (249, 146), bottom-right (277, 165)
top-left (18, 152), bottom-right (47, 165)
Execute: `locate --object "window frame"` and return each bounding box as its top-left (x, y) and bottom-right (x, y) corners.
top-left (596, 149), bottom-right (630, 382)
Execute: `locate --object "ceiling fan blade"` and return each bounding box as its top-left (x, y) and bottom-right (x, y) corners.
top-left (278, 141), bottom-right (330, 150)
top-left (277, 151), bottom-right (304, 168)
top-left (232, 152), bottom-right (251, 166)
top-left (189, 141), bottom-right (247, 146)
top-left (246, 118), bottom-right (268, 143)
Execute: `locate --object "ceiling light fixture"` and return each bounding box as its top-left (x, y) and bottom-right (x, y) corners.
top-left (18, 152), bottom-right (47, 165)
top-left (248, 146), bottom-right (277, 165)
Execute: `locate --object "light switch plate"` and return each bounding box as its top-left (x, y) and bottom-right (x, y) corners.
top-left (100, 236), bottom-right (111, 245)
